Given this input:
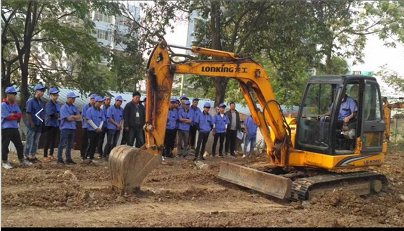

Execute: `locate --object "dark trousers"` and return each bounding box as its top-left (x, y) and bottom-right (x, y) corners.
top-left (195, 132), bottom-right (210, 158)
top-left (225, 130), bottom-right (237, 155)
top-left (2, 128), bottom-right (24, 161)
top-left (44, 126), bottom-right (59, 157)
top-left (212, 133), bottom-right (226, 156)
top-left (96, 127), bottom-right (107, 156)
top-left (189, 125), bottom-right (197, 147)
top-left (128, 126), bottom-right (145, 148)
top-left (80, 128), bottom-right (89, 159)
top-left (86, 131), bottom-right (101, 160)
top-left (164, 129), bottom-right (177, 157)
top-left (104, 129), bottom-right (120, 157)
top-left (120, 129), bottom-right (128, 145)
top-left (57, 129), bottom-right (76, 161)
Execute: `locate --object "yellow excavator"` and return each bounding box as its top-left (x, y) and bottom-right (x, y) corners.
top-left (109, 39), bottom-right (388, 200)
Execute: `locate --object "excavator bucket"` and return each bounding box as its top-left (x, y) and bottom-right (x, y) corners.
top-left (218, 162), bottom-right (292, 200)
top-left (109, 145), bottom-right (161, 194)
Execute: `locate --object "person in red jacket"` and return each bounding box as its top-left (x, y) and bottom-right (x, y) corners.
top-left (1, 87), bottom-right (33, 169)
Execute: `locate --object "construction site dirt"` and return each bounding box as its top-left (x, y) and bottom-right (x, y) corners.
top-left (1, 147), bottom-right (404, 227)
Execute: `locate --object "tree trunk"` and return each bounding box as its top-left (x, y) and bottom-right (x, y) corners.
top-left (210, 1), bottom-right (229, 107)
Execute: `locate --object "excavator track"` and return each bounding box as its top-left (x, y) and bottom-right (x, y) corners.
top-left (290, 171), bottom-right (388, 201)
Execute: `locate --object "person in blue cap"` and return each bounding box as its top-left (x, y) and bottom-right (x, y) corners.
top-left (43, 88), bottom-right (61, 162)
top-left (124, 91), bottom-right (146, 148)
top-left (80, 93), bottom-right (97, 161)
top-left (212, 103), bottom-right (230, 157)
top-left (24, 84), bottom-right (46, 162)
top-left (1, 86), bottom-right (33, 169)
top-left (193, 102), bottom-right (213, 161)
top-left (163, 97), bottom-right (179, 160)
top-left (85, 96), bottom-right (106, 163)
top-left (96, 95), bottom-right (111, 159)
top-left (57, 92), bottom-right (81, 165)
top-left (179, 94), bottom-right (189, 111)
top-left (189, 98), bottom-right (201, 150)
top-left (177, 100), bottom-right (193, 158)
top-left (104, 95), bottom-right (125, 160)
top-left (243, 115), bottom-right (258, 158)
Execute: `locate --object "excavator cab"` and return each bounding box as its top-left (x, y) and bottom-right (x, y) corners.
top-left (296, 76), bottom-right (386, 156)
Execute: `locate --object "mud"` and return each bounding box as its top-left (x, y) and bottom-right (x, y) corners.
top-left (2, 148), bottom-right (404, 227)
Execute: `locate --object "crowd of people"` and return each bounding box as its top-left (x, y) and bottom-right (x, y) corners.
top-left (1, 85), bottom-right (259, 169)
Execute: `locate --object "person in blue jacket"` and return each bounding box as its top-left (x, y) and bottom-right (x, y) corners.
top-left (177, 100), bottom-right (193, 158)
top-left (97, 95), bottom-right (111, 159)
top-left (193, 102), bottom-right (213, 161)
top-left (24, 84), bottom-right (46, 162)
top-left (1, 87), bottom-right (33, 169)
top-left (80, 94), bottom-right (97, 160)
top-left (43, 88), bottom-right (61, 162)
top-left (57, 92), bottom-right (81, 165)
top-left (104, 96), bottom-right (125, 160)
top-left (163, 98), bottom-right (179, 159)
top-left (212, 103), bottom-right (230, 157)
top-left (85, 96), bottom-right (106, 163)
top-left (243, 115), bottom-right (258, 158)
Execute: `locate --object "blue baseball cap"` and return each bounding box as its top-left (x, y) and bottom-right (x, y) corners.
top-left (104, 96), bottom-right (111, 100)
top-left (170, 97), bottom-right (177, 103)
top-left (192, 98), bottom-right (199, 102)
top-left (115, 95), bottom-right (126, 102)
top-left (90, 94), bottom-right (98, 99)
top-left (34, 84), bottom-right (46, 91)
top-left (5, 86), bottom-right (18, 94)
top-left (49, 88), bottom-right (59, 95)
top-left (204, 102), bottom-right (211, 108)
top-left (95, 96), bottom-right (105, 102)
top-left (219, 103), bottom-right (226, 108)
top-left (67, 92), bottom-right (78, 98)
top-left (180, 94), bottom-right (188, 100)
top-left (184, 100), bottom-right (191, 105)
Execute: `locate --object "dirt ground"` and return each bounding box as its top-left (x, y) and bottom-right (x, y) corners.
top-left (1, 146), bottom-right (404, 227)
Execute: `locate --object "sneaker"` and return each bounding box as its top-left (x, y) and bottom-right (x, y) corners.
top-left (200, 157), bottom-right (206, 161)
top-left (242, 154), bottom-right (246, 158)
top-left (2, 161), bottom-right (13, 169)
top-left (91, 159), bottom-right (98, 164)
top-left (162, 156), bottom-right (166, 161)
top-left (193, 157), bottom-right (198, 161)
top-left (57, 159), bottom-right (65, 165)
top-left (66, 159), bottom-right (77, 165)
top-left (19, 159), bottom-right (33, 167)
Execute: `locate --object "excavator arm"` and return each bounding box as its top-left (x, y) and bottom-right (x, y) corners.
top-left (145, 39), bottom-right (291, 166)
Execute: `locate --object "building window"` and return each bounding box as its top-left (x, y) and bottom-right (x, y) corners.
top-left (97, 29), bottom-right (110, 40)
top-left (116, 16), bottom-right (128, 26)
top-left (94, 11), bottom-right (112, 23)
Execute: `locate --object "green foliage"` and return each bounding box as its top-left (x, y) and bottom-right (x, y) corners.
top-left (377, 65), bottom-right (404, 94)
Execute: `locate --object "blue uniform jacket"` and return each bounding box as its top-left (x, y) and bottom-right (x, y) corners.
top-left (1, 101), bottom-right (22, 129)
top-left (60, 103), bottom-right (79, 130)
top-left (106, 105), bottom-right (123, 130)
top-left (213, 113), bottom-right (229, 134)
top-left (26, 97), bottom-right (44, 126)
top-left (86, 107), bottom-right (105, 131)
top-left (196, 111), bottom-right (213, 133)
top-left (167, 109), bottom-right (179, 130)
top-left (45, 100), bottom-right (61, 127)
top-left (178, 108), bottom-right (193, 131)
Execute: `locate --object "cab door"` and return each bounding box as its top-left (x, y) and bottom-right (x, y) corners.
top-left (361, 80), bottom-right (385, 153)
